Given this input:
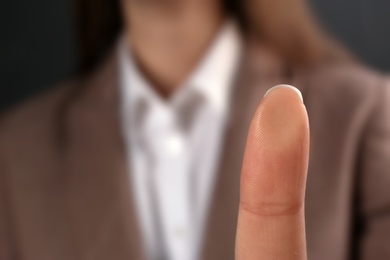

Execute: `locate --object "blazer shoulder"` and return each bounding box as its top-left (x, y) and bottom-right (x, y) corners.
top-left (0, 80), bottom-right (78, 150)
top-left (304, 63), bottom-right (387, 110)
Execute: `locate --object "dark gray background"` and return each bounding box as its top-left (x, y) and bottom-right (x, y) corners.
top-left (1, 0), bottom-right (389, 111)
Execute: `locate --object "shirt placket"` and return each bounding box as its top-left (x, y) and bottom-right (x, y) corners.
top-left (145, 105), bottom-right (192, 260)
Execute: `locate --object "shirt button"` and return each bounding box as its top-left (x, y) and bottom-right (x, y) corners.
top-left (164, 133), bottom-right (184, 156)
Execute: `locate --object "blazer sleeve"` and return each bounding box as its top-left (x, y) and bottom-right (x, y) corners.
top-left (359, 78), bottom-right (390, 259)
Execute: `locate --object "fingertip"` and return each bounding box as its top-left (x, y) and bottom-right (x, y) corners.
top-left (240, 84), bottom-right (309, 216)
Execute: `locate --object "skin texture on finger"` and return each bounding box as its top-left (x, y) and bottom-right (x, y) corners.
top-left (236, 85), bottom-right (309, 260)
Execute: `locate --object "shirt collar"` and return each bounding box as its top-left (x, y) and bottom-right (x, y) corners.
top-left (186, 21), bottom-right (242, 114)
top-left (119, 20), bottom-right (242, 117)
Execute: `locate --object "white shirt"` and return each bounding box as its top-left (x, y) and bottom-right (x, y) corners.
top-left (119, 22), bottom-right (242, 260)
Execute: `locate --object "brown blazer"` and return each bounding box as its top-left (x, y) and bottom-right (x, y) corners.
top-left (0, 43), bottom-right (389, 260)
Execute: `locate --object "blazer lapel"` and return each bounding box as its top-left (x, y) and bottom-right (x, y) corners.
top-left (63, 53), bottom-right (144, 260)
top-left (202, 41), bottom-right (307, 259)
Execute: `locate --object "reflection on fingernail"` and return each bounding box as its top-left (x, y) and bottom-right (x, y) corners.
top-left (264, 84), bottom-right (303, 103)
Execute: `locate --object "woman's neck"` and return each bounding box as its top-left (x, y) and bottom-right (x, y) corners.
top-left (122, 0), bottom-right (225, 97)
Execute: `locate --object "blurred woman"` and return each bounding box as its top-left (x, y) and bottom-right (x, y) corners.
top-left (0, 0), bottom-right (389, 259)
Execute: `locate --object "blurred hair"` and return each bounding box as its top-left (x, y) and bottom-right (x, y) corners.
top-left (74, 0), bottom-right (350, 74)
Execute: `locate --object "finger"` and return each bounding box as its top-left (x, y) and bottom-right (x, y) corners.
top-left (235, 85), bottom-right (310, 260)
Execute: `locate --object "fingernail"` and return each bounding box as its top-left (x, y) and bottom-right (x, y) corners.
top-left (264, 84), bottom-right (303, 103)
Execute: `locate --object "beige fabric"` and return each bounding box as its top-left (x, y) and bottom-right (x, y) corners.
top-left (0, 42), bottom-right (389, 260)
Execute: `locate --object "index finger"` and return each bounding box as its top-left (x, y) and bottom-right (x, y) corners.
top-left (235, 85), bottom-right (310, 259)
